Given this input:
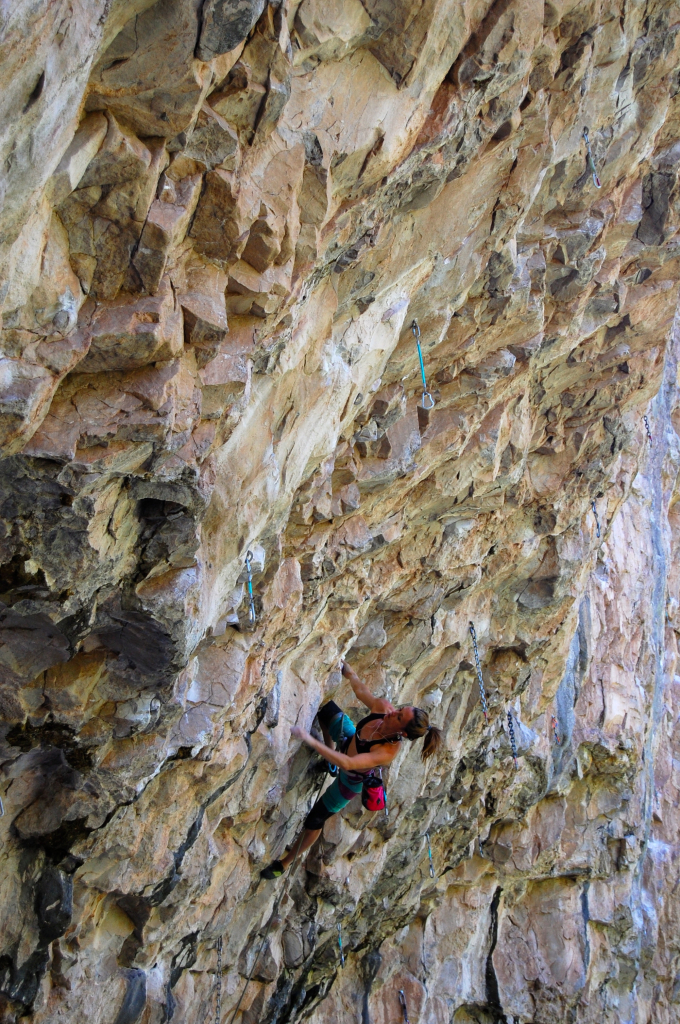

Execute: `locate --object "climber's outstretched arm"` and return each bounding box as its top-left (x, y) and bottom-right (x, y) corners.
top-left (341, 661), bottom-right (394, 714)
top-left (291, 725), bottom-right (396, 772)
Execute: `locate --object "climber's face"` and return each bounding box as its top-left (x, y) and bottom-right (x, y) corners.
top-left (383, 706), bottom-right (415, 735)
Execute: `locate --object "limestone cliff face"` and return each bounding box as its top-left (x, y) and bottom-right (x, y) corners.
top-left (1, 1), bottom-right (679, 1022)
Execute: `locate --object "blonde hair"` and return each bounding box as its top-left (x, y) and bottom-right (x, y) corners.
top-left (404, 707), bottom-right (443, 761)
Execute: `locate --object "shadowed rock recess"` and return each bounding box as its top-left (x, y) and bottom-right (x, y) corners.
top-left (1, 0), bottom-right (680, 1021)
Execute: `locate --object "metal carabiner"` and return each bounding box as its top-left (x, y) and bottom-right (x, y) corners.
top-left (426, 831), bottom-right (435, 877)
top-left (591, 500), bottom-right (601, 539)
top-left (583, 127), bottom-right (601, 189)
top-left (399, 990), bottom-right (410, 1024)
top-left (245, 550), bottom-right (257, 625)
top-left (412, 320), bottom-right (435, 411)
top-left (337, 923), bottom-right (345, 967)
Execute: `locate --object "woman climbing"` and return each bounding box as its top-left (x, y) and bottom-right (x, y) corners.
top-left (260, 661), bottom-right (442, 878)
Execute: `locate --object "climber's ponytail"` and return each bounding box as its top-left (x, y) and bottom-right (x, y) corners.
top-left (404, 707), bottom-right (443, 762)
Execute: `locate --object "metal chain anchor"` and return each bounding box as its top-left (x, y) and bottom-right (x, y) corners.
top-left (506, 710), bottom-right (519, 770)
top-left (214, 936), bottom-right (222, 1024)
top-left (469, 622), bottom-right (489, 721)
top-left (644, 415), bottom-right (653, 442)
top-left (399, 990), bottom-right (410, 1024)
top-left (245, 551), bottom-right (256, 625)
top-left (591, 500), bottom-right (601, 539)
top-left (337, 923), bottom-right (345, 967)
top-left (411, 320), bottom-right (435, 410)
top-left (582, 128), bottom-right (601, 189)
top-left (425, 831), bottom-right (435, 878)
top-left (551, 715), bottom-right (560, 744)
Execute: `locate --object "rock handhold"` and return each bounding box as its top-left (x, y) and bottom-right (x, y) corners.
top-left (196, 0), bottom-right (267, 62)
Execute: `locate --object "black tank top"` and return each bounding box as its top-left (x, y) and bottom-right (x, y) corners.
top-left (353, 713), bottom-right (402, 753)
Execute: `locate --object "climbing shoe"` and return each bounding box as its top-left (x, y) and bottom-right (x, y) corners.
top-left (260, 860), bottom-right (285, 880)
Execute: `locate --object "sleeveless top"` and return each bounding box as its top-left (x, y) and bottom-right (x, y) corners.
top-left (341, 713), bottom-right (401, 784)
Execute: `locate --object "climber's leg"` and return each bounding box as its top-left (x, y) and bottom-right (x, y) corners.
top-left (260, 772), bottom-right (362, 879)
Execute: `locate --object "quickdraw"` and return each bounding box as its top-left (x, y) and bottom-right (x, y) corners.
top-left (425, 831), bottom-right (435, 878)
top-left (337, 923), bottom-right (345, 967)
top-left (245, 551), bottom-right (257, 625)
top-left (399, 990), bottom-right (411, 1024)
top-left (551, 715), bottom-right (560, 744)
top-left (379, 766), bottom-right (388, 817)
top-left (469, 622), bottom-right (489, 721)
top-left (411, 320), bottom-right (435, 410)
top-left (507, 710), bottom-right (519, 770)
top-left (591, 500), bottom-right (601, 539)
top-left (214, 936), bottom-right (222, 1024)
top-left (644, 415), bottom-right (653, 442)
top-left (582, 128), bottom-right (601, 189)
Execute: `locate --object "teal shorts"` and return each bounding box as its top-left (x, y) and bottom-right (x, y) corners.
top-left (304, 702), bottom-right (363, 828)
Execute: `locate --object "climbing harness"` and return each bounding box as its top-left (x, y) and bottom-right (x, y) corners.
top-left (399, 990), bottom-right (411, 1024)
top-left (425, 831), bottom-right (435, 878)
top-left (213, 936), bottom-right (222, 1024)
top-left (551, 715), bottom-right (560, 745)
top-left (226, 771), bottom-right (328, 1024)
top-left (468, 622), bottom-right (489, 721)
top-left (245, 551), bottom-right (257, 626)
top-left (582, 128), bottom-right (601, 189)
top-left (411, 320), bottom-right (435, 410)
top-left (591, 500), bottom-right (601, 539)
top-left (506, 710), bottom-right (519, 770)
top-left (337, 923), bottom-right (345, 967)
top-left (644, 415), bottom-right (653, 442)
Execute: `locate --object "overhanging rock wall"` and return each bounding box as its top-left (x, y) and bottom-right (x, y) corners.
top-left (0, 1), bottom-right (679, 1022)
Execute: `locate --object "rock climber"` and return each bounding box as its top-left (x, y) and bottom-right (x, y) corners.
top-left (260, 660), bottom-right (442, 878)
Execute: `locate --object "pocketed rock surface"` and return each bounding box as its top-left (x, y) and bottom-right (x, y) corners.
top-left (1, 1), bottom-right (680, 1022)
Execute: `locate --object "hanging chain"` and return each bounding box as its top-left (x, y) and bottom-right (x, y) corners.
top-left (591, 500), bottom-right (601, 539)
top-left (214, 936), bottom-right (222, 1024)
top-left (551, 715), bottom-right (560, 744)
top-left (582, 128), bottom-right (601, 188)
top-left (506, 710), bottom-right (519, 770)
top-left (245, 551), bottom-right (256, 625)
top-left (411, 320), bottom-right (435, 410)
top-left (337, 923), bottom-right (345, 967)
top-left (468, 622), bottom-right (489, 721)
top-left (644, 415), bottom-right (653, 442)
top-left (425, 831), bottom-right (435, 878)
top-left (399, 990), bottom-right (410, 1024)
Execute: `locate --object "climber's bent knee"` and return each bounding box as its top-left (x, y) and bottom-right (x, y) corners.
top-left (303, 774), bottom-right (363, 830)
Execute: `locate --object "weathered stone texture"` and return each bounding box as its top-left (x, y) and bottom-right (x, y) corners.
top-left (0, 1), bottom-right (680, 1022)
